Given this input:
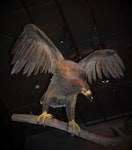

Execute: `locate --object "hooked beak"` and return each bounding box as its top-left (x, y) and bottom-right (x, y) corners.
top-left (82, 90), bottom-right (93, 102)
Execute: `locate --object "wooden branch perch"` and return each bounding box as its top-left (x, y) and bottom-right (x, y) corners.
top-left (11, 114), bottom-right (132, 146)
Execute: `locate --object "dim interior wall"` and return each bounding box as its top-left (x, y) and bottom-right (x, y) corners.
top-left (0, 72), bottom-right (51, 114)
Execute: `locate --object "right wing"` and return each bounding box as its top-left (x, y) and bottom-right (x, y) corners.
top-left (11, 24), bottom-right (64, 76)
top-left (79, 49), bottom-right (125, 84)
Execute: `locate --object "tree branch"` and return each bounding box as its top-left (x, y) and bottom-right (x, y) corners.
top-left (11, 114), bottom-right (132, 146)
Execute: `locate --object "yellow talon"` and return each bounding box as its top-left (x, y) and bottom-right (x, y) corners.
top-left (68, 119), bottom-right (80, 135)
top-left (37, 111), bottom-right (52, 124)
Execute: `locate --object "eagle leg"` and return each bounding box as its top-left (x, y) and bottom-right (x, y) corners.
top-left (68, 119), bottom-right (80, 135)
top-left (37, 95), bottom-right (53, 126)
top-left (66, 94), bottom-right (80, 135)
top-left (37, 111), bottom-right (52, 126)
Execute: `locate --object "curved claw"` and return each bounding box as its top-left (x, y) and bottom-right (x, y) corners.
top-left (37, 111), bottom-right (52, 125)
top-left (68, 119), bottom-right (80, 135)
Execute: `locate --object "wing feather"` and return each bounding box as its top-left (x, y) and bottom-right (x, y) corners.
top-left (84, 61), bottom-right (93, 84)
top-left (11, 36), bottom-right (30, 64)
top-left (91, 60), bottom-right (97, 81)
top-left (11, 24), bottom-right (64, 76)
top-left (105, 57), bottom-right (120, 78)
top-left (113, 53), bottom-right (125, 70)
top-left (101, 59), bottom-right (110, 78)
top-left (109, 56), bottom-right (124, 77)
top-left (109, 55), bottom-right (124, 78)
top-left (79, 49), bottom-right (125, 84)
top-left (96, 59), bottom-right (102, 79)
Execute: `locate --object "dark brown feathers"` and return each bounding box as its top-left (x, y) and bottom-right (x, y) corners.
top-left (79, 49), bottom-right (125, 84)
top-left (11, 24), bottom-right (125, 84)
top-left (11, 24), bottom-right (64, 76)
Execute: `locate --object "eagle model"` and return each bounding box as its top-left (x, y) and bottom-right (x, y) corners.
top-left (11, 24), bottom-right (125, 134)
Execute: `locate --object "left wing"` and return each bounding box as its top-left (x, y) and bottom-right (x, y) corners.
top-left (11, 24), bottom-right (64, 76)
top-left (79, 49), bottom-right (125, 84)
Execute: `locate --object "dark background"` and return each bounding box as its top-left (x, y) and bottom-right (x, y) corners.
top-left (0, 0), bottom-right (132, 149)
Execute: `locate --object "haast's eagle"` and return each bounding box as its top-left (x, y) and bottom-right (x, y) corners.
top-left (11, 24), bottom-right (125, 134)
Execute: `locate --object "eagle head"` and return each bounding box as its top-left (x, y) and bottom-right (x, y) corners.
top-left (70, 79), bottom-right (93, 102)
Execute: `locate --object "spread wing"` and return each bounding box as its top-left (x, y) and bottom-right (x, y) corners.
top-left (11, 24), bottom-right (64, 76)
top-left (79, 49), bottom-right (125, 84)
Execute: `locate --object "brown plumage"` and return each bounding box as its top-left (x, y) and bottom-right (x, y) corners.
top-left (11, 24), bottom-right (125, 134)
